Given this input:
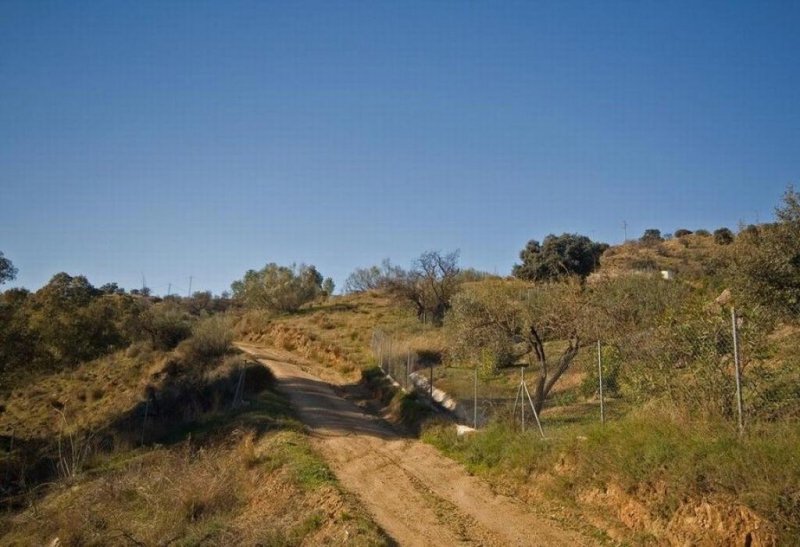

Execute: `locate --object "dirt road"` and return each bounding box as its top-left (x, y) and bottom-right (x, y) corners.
top-left (238, 343), bottom-right (589, 546)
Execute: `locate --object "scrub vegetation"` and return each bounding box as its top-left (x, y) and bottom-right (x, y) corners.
top-left (3, 188), bottom-right (800, 544)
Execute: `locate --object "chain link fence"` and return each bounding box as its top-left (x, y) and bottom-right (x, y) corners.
top-left (372, 305), bottom-right (800, 433)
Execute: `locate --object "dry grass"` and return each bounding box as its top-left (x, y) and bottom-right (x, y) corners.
top-left (0, 344), bottom-right (165, 440)
top-left (598, 233), bottom-right (730, 282)
top-left (1, 350), bottom-right (388, 546)
top-left (2, 427), bottom-right (387, 546)
top-left (234, 291), bottom-right (443, 379)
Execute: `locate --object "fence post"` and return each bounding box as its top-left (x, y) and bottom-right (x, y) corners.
top-left (521, 368), bottom-right (526, 432)
top-left (597, 340), bottom-right (605, 426)
top-left (731, 307), bottom-right (744, 434)
top-left (406, 352), bottom-right (410, 390)
top-left (473, 366), bottom-right (478, 429)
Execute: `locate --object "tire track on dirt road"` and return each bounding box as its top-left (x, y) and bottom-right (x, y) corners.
top-left (237, 343), bottom-right (589, 546)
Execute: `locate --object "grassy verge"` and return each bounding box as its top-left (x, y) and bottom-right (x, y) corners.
top-left (422, 408), bottom-right (799, 543)
top-left (361, 366), bottom-right (436, 433)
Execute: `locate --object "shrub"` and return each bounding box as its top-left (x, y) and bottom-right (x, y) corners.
top-left (144, 303), bottom-right (192, 350)
top-left (640, 229), bottom-right (663, 245)
top-left (713, 227), bottom-right (734, 245)
top-left (674, 229), bottom-right (693, 238)
top-left (695, 229), bottom-right (711, 237)
top-left (180, 316), bottom-right (233, 364)
top-left (231, 263), bottom-right (325, 312)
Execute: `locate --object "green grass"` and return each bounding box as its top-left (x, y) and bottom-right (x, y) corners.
top-left (423, 409), bottom-right (800, 542)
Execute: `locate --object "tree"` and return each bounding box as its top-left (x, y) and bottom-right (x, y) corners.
top-left (640, 229), bottom-right (663, 245)
top-left (26, 273), bottom-right (133, 366)
top-left (99, 282), bottom-right (125, 295)
top-left (386, 251), bottom-right (461, 325)
top-left (733, 187), bottom-right (800, 316)
top-left (674, 229), bottom-right (693, 238)
top-left (343, 259), bottom-right (403, 293)
top-left (512, 233), bottom-right (608, 282)
top-left (322, 278), bottom-right (335, 296)
top-left (713, 227), bottom-right (734, 245)
top-left (447, 279), bottom-right (586, 412)
top-left (231, 263), bottom-right (326, 312)
top-left (0, 252), bottom-right (18, 286)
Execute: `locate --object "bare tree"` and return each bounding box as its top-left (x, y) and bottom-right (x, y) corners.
top-left (387, 250), bottom-right (461, 325)
top-left (343, 259), bottom-right (403, 293)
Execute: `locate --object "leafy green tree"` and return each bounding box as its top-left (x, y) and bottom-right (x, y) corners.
top-left (99, 282), bottom-right (125, 295)
top-left (231, 263), bottom-right (326, 312)
top-left (733, 187), bottom-right (800, 316)
top-left (512, 233), bottom-right (608, 282)
top-left (0, 289), bottom-right (38, 376)
top-left (640, 229), bottom-right (663, 245)
top-left (713, 227), bottom-right (734, 245)
top-left (0, 251), bottom-right (17, 286)
top-left (25, 273), bottom-right (133, 366)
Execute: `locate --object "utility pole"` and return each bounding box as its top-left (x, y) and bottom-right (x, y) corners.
top-left (622, 220), bottom-right (628, 242)
top-left (166, 283), bottom-right (171, 297)
top-left (187, 276), bottom-right (193, 297)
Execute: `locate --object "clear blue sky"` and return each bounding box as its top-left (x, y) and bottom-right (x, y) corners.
top-left (2, 1), bottom-right (798, 295)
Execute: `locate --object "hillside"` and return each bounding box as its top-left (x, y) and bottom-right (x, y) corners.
top-left (596, 232), bottom-right (732, 284)
top-left (0, 332), bottom-right (388, 545)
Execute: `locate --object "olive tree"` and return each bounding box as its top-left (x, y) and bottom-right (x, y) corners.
top-left (231, 263), bottom-right (325, 312)
top-left (446, 278), bottom-right (586, 412)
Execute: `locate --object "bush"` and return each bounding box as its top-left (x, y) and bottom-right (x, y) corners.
top-left (145, 304), bottom-right (192, 350)
top-left (180, 316), bottom-right (233, 364)
top-left (231, 263), bottom-right (325, 312)
top-left (640, 228), bottom-right (663, 245)
top-left (714, 227), bottom-right (734, 245)
top-left (674, 229), bottom-right (693, 238)
top-left (695, 229), bottom-right (711, 237)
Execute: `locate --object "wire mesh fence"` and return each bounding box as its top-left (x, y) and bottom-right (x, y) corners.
top-left (371, 305), bottom-right (800, 433)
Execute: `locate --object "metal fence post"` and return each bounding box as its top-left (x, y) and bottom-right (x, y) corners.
top-left (473, 366), bottom-right (478, 429)
top-left (731, 307), bottom-right (744, 434)
top-left (597, 340), bottom-right (605, 426)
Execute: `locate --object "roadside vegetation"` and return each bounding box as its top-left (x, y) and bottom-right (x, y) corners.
top-left (0, 268), bottom-right (387, 545)
top-left (4, 187), bottom-right (800, 543)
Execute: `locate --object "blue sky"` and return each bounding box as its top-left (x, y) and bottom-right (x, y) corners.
top-left (2, 1), bottom-right (798, 295)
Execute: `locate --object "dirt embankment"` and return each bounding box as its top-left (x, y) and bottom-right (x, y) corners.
top-left (578, 483), bottom-right (776, 546)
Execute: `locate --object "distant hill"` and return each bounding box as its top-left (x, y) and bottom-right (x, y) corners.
top-left (595, 232), bottom-right (732, 283)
